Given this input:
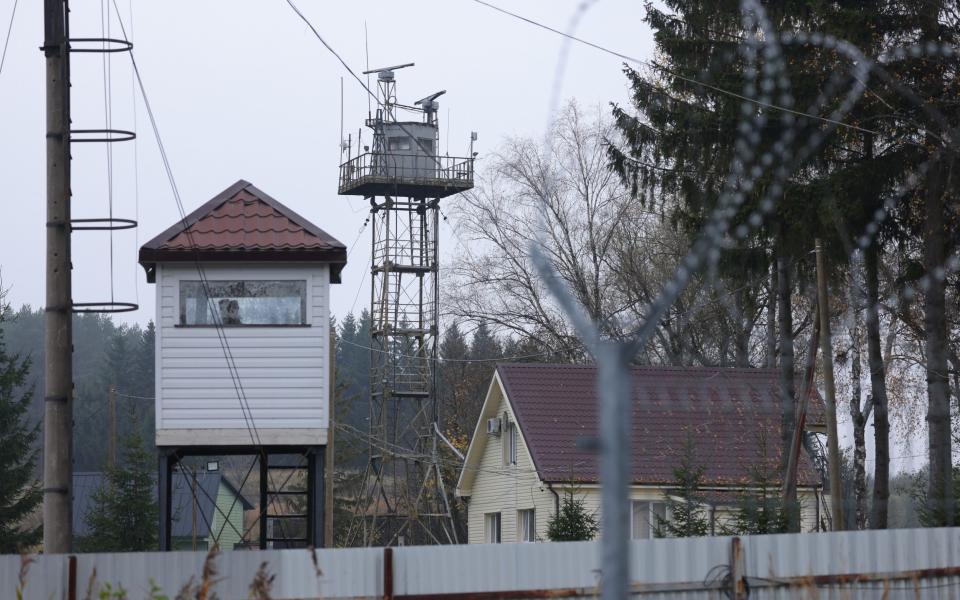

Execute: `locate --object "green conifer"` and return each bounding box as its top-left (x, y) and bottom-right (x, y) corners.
top-left (656, 436), bottom-right (710, 538)
top-left (546, 489), bottom-right (599, 542)
top-left (78, 427), bottom-right (158, 552)
top-left (0, 304), bottom-right (42, 552)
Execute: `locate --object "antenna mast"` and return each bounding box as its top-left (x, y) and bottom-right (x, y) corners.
top-left (338, 64), bottom-right (473, 546)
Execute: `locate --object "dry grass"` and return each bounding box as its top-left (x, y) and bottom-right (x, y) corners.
top-left (15, 554), bottom-right (35, 600)
top-left (174, 544), bottom-right (222, 600)
top-left (247, 562), bottom-right (275, 600)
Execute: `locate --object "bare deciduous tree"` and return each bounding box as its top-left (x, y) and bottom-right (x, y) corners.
top-left (449, 103), bottom-right (632, 357)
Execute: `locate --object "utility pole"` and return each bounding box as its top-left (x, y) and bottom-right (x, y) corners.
top-left (43, 0), bottom-right (73, 554)
top-left (108, 385), bottom-right (117, 467)
top-left (815, 239), bottom-right (845, 530)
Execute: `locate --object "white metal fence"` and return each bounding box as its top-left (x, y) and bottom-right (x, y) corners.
top-left (4, 527), bottom-right (960, 599)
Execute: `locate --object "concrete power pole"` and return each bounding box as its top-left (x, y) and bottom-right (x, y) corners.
top-left (42, 0), bottom-right (73, 553)
top-left (815, 239), bottom-right (845, 530)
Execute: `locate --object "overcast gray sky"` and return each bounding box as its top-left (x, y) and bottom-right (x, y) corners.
top-left (0, 0), bottom-right (653, 327)
top-left (1, 1), bottom-right (930, 471)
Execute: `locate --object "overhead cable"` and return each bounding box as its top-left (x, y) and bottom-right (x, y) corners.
top-left (467, 0), bottom-right (881, 136)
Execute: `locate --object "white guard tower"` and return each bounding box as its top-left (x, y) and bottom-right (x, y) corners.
top-left (338, 63), bottom-right (474, 546)
top-left (139, 179), bottom-right (347, 550)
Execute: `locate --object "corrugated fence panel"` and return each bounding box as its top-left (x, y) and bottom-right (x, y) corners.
top-left (627, 536), bottom-right (728, 600)
top-left (4, 528), bottom-right (960, 599)
top-left (742, 527), bottom-right (960, 600)
top-left (5, 548), bottom-right (384, 600)
top-left (396, 541), bottom-right (600, 595)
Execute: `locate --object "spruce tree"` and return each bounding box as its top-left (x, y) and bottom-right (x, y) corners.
top-left (656, 437), bottom-right (710, 538)
top-left (546, 489), bottom-right (599, 541)
top-left (0, 304), bottom-right (42, 552)
top-left (724, 434), bottom-right (789, 535)
top-left (78, 426), bottom-right (158, 552)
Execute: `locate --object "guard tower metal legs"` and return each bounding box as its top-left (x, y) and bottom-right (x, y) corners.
top-left (158, 446), bottom-right (325, 551)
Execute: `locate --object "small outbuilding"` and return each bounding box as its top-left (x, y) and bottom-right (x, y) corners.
top-left (139, 179), bottom-right (346, 549)
top-left (74, 471), bottom-right (253, 551)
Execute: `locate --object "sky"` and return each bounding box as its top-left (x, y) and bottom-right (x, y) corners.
top-left (0, 0), bottom-right (929, 473)
top-left (0, 0), bottom-right (652, 328)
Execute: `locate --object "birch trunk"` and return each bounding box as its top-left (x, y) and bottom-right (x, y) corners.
top-left (766, 261), bottom-right (778, 368)
top-left (847, 264), bottom-right (868, 530)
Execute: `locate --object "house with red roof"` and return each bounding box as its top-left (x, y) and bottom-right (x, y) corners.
top-left (456, 364), bottom-right (827, 544)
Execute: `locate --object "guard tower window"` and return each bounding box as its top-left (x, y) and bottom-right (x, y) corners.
top-left (388, 136), bottom-right (412, 152)
top-left (179, 280), bottom-right (307, 326)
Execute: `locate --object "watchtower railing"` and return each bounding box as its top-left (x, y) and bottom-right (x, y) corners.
top-left (338, 153), bottom-right (474, 197)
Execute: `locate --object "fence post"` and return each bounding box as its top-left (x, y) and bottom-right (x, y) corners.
top-left (67, 555), bottom-right (77, 600)
top-left (383, 546), bottom-right (394, 600)
top-left (730, 537), bottom-right (746, 600)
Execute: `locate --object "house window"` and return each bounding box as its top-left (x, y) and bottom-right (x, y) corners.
top-left (502, 420), bottom-right (517, 466)
top-left (484, 512), bottom-right (501, 543)
top-left (179, 280), bottom-right (307, 326)
top-left (518, 509), bottom-right (536, 542)
top-left (631, 501), bottom-right (667, 539)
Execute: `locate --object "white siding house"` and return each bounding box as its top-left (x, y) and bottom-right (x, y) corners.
top-left (457, 364), bottom-right (827, 544)
top-left (140, 180), bottom-right (347, 448)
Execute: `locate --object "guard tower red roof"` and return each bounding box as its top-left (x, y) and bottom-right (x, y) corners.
top-left (139, 180), bottom-right (347, 283)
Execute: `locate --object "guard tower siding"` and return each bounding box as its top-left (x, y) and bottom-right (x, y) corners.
top-left (139, 179), bottom-right (347, 449)
top-left (154, 262), bottom-right (331, 446)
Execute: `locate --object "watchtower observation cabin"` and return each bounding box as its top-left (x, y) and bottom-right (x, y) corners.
top-left (139, 180), bottom-right (347, 549)
top-left (140, 180), bottom-right (347, 446)
top-left (338, 65), bottom-right (474, 200)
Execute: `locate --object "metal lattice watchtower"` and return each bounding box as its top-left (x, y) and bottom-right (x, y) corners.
top-left (338, 64), bottom-right (473, 545)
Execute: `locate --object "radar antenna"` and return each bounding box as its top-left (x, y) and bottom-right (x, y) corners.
top-left (415, 90), bottom-right (446, 125)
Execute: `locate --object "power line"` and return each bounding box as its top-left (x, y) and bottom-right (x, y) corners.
top-left (113, 391), bottom-right (154, 401)
top-left (0, 0), bottom-right (17, 78)
top-left (110, 2), bottom-right (263, 452)
top-left (336, 335), bottom-right (553, 364)
top-left (99, 0), bottom-right (116, 303)
top-left (111, 3), bottom-right (343, 548)
top-left (282, 0), bottom-right (452, 168)
top-left (466, 0), bottom-right (881, 136)
top-left (128, 0), bottom-right (139, 307)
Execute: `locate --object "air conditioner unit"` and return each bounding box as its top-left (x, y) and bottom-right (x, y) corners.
top-left (486, 417), bottom-right (502, 435)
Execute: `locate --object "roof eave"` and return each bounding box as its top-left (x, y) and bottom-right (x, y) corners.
top-left (138, 248), bottom-right (348, 284)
